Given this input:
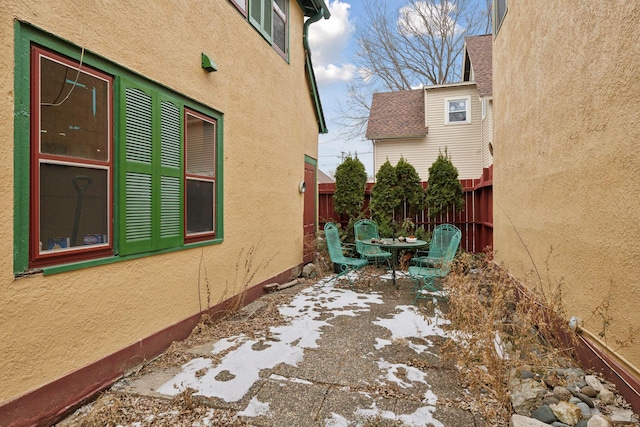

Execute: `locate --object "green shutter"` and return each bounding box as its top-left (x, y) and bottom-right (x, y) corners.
top-left (119, 80), bottom-right (183, 255)
top-left (158, 99), bottom-right (183, 246)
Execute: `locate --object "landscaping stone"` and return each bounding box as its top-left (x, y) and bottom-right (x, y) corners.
top-left (544, 373), bottom-right (563, 388)
top-left (554, 386), bottom-right (573, 401)
top-left (542, 396), bottom-right (560, 406)
top-left (575, 392), bottom-right (595, 408)
top-left (576, 420), bottom-right (588, 427)
top-left (576, 401), bottom-right (591, 418)
top-left (586, 414), bottom-right (612, 427)
top-left (520, 369), bottom-right (535, 379)
top-left (550, 422), bottom-right (571, 427)
top-left (550, 401), bottom-right (582, 425)
top-left (598, 388), bottom-right (615, 405)
top-left (510, 379), bottom-right (549, 416)
top-left (301, 263), bottom-right (316, 278)
top-left (580, 385), bottom-right (597, 398)
top-left (608, 407), bottom-right (637, 423)
top-left (584, 375), bottom-right (604, 392)
top-left (531, 404), bottom-right (557, 424)
top-left (511, 414), bottom-right (553, 427)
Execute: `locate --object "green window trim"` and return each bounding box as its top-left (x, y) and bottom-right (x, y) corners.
top-left (13, 21), bottom-right (224, 275)
top-left (249, 0), bottom-right (273, 42)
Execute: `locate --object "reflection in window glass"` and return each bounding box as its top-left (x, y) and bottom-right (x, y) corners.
top-left (39, 164), bottom-right (109, 250)
top-left (32, 47), bottom-right (112, 265)
top-left (273, 0), bottom-right (287, 53)
top-left (40, 56), bottom-right (110, 162)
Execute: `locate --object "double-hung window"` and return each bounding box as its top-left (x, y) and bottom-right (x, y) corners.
top-left (246, 0), bottom-right (288, 57)
top-left (445, 96), bottom-right (471, 124)
top-left (31, 47), bottom-right (113, 267)
top-left (185, 110), bottom-right (217, 243)
top-left (21, 38), bottom-right (222, 273)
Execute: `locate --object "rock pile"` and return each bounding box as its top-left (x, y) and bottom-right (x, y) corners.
top-left (509, 367), bottom-right (639, 427)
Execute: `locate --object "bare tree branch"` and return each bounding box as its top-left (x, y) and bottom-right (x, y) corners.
top-left (336, 0), bottom-right (490, 140)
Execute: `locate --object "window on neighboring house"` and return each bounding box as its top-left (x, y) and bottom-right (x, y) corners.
top-left (185, 110), bottom-right (217, 242)
top-left (247, 0), bottom-right (288, 57)
top-left (23, 42), bottom-right (223, 272)
top-left (30, 47), bottom-right (114, 267)
top-left (494, 0), bottom-right (507, 35)
top-left (445, 96), bottom-right (471, 124)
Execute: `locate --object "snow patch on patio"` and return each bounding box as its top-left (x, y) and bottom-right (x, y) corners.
top-left (372, 304), bottom-right (449, 353)
top-left (156, 278), bottom-right (383, 402)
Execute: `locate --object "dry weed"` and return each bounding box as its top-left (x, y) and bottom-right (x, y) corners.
top-left (441, 252), bottom-right (578, 424)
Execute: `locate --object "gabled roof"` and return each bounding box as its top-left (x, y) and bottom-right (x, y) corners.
top-left (463, 34), bottom-right (492, 98)
top-left (365, 89), bottom-right (428, 140)
top-left (317, 169), bottom-right (334, 183)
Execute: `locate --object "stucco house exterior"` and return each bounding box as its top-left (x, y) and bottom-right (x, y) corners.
top-left (0, 0), bottom-right (329, 424)
top-left (492, 1), bottom-right (640, 411)
top-left (366, 35), bottom-right (493, 181)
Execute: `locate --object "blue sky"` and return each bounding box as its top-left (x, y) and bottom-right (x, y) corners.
top-left (307, 0), bottom-right (487, 178)
top-left (308, 0), bottom-right (409, 178)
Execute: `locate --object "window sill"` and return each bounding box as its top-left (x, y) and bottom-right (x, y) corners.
top-left (35, 238), bottom-right (223, 276)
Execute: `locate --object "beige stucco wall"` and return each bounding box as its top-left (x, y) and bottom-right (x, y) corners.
top-left (374, 84), bottom-right (483, 180)
top-left (481, 99), bottom-right (493, 168)
top-left (493, 1), bottom-right (640, 373)
top-left (0, 1), bottom-right (320, 403)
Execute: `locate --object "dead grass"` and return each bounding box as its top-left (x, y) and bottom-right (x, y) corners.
top-left (440, 252), bottom-right (579, 424)
top-left (60, 391), bottom-right (248, 427)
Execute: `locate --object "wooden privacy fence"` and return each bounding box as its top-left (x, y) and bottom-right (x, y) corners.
top-left (318, 166), bottom-right (493, 254)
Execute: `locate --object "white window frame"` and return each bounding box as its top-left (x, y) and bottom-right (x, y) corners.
top-left (231, 0), bottom-right (247, 14)
top-left (444, 96), bottom-right (471, 125)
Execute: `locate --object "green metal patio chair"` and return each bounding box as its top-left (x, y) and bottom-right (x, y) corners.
top-left (324, 222), bottom-right (369, 282)
top-left (411, 224), bottom-right (461, 267)
top-left (353, 219), bottom-right (392, 266)
top-left (409, 226), bottom-right (461, 303)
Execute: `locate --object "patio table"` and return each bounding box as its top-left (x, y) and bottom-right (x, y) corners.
top-left (368, 238), bottom-right (427, 287)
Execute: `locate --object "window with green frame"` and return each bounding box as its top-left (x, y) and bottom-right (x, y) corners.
top-left (245, 0), bottom-right (288, 57)
top-left (17, 33), bottom-right (223, 273)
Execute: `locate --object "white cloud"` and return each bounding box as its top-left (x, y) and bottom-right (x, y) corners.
top-left (307, 0), bottom-right (356, 86)
top-left (314, 63), bottom-right (356, 84)
top-left (397, 1), bottom-right (464, 37)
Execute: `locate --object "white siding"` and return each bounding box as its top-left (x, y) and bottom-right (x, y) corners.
top-left (373, 85), bottom-right (483, 181)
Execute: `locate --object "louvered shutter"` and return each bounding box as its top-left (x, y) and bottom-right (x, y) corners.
top-left (119, 80), bottom-right (183, 255)
top-left (158, 98), bottom-right (183, 248)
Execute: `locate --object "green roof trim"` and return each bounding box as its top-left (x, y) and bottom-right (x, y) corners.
top-left (299, 0), bottom-right (331, 18)
top-left (301, 1), bottom-right (330, 134)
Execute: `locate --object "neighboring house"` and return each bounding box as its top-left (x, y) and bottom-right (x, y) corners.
top-left (366, 35), bottom-right (493, 181)
top-left (318, 169), bottom-right (335, 183)
top-left (462, 34), bottom-right (493, 170)
top-left (0, 0), bottom-right (329, 425)
top-left (493, 1), bottom-right (640, 411)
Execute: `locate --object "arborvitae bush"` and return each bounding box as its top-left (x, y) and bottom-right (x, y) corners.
top-left (333, 156), bottom-right (367, 221)
top-left (370, 160), bottom-right (399, 237)
top-left (395, 156), bottom-right (425, 218)
top-left (425, 149), bottom-right (464, 218)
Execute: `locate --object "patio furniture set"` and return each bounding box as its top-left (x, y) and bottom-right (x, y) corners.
top-left (324, 220), bottom-right (461, 302)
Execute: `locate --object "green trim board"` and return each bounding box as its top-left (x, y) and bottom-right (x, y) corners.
top-left (13, 21), bottom-right (224, 274)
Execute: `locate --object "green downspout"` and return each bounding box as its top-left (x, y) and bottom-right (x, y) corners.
top-left (303, 7), bottom-right (329, 134)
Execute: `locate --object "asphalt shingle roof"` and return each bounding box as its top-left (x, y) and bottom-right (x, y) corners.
top-left (464, 35), bottom-right (493, 98)
top-left (365, 89), bottom-right (428, 140)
